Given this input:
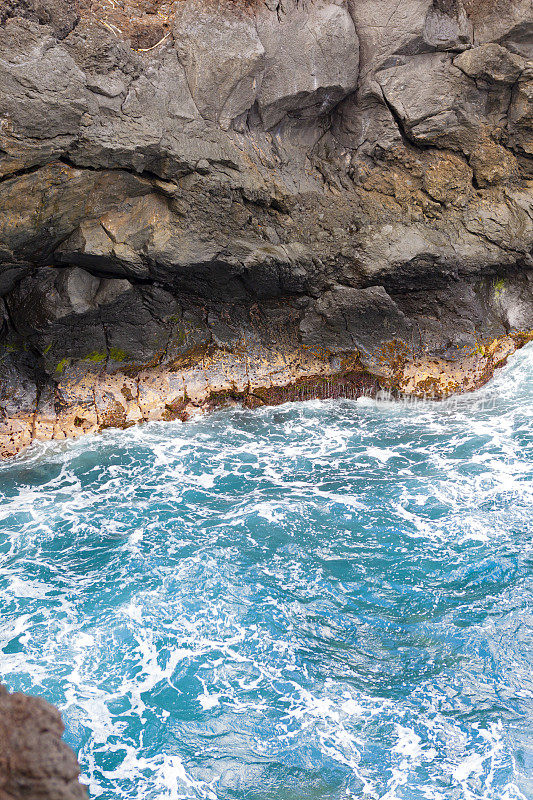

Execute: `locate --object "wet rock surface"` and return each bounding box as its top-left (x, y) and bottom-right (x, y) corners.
top-left (0, 684), bottom-right (88, 800)
top-left (0, 0), bottom-right (532, 456)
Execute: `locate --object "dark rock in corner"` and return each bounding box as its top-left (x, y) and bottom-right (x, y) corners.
top-left (0, 684), bottom-right (88, 800)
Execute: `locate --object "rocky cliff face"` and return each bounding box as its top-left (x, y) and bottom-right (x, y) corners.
top-left (0, 684), bottom-right (88, 800)
top-left (0, 0), bottom-right (532, 455)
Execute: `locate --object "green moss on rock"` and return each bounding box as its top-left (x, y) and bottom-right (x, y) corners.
top-left (109, 347), bottom-right (129, 362)
top-left (83, 351), bottom-right (107, 363)
top-left (494, 278), bottom-right (506, 299)
top-left (55, 358), bottom-right (70, 374)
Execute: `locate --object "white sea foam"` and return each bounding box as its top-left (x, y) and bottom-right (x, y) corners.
top-left (0, 344), bottom-right (532, 800)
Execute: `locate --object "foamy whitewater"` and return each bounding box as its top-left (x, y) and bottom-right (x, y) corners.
top-left (1, 345), bottom-right (532, 800)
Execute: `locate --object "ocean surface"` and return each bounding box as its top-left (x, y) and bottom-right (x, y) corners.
top-left (0, 345), bottom-right (532, 800)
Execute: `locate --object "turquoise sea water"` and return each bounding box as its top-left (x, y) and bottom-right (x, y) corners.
top-left (0, 345), bottom-right (532, 800)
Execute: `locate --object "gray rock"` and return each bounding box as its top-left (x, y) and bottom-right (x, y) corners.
top-left (256, 0), bottom-right (359, 130)
top-left (6, 267), bottom-right (178, 367)
top-left (377, 52), bottom-right (501, 151)
top-left (0, 20), bottom-right (87, 175)
top-left (492, 272), bottom-right (533, 331)
top-left (174, 0), bottom-right (264, 129)
top-left (508, 74), bottom-right (533, 164)
top-left (300, 285), bottom-right (414, 359)
top-left (454, 43), bottom-right (525, 83)
top-left (0, 164), bottom-right (152, 268)
top-left (424, 0), bottom-right (472, 51)
top-left (463, 0), bottom-right (533, 56)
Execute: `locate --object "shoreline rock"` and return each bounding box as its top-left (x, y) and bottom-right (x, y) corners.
top-left (0, 0), bottom-right (532, 457)
top-left (0, 684), bottom-right (88, 800)
top-left (1, 324), bottom-right (531, 459)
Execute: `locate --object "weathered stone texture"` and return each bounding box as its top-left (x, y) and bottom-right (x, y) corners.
top-left (0, 0), bottom-right (532, 455)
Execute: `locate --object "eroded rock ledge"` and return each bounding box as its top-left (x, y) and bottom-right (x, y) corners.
top-left (1, 0), bottom-right (532, 456)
